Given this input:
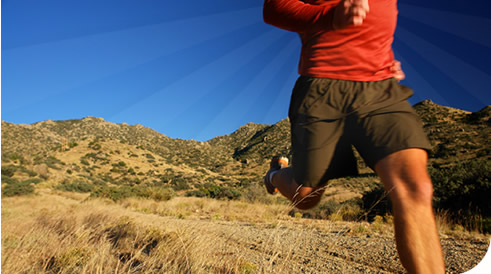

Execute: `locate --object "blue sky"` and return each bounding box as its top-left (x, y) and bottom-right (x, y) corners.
top-left (2, 0), bottom-right (490, 141)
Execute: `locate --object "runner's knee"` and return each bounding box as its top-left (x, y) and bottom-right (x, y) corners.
top-left (293, 186), bottom-right (324, 210)
top-left (389, 176), bottom-right (434, 208)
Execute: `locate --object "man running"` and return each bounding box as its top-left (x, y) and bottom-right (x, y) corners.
top-left (262, 0), bottom-right (445, 273)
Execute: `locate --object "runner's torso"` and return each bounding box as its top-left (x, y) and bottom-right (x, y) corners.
top-left (265, 0), bottom-right (398, 81)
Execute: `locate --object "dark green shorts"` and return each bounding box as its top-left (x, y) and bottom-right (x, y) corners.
top-left (288, 76), bottom-right (432, 188)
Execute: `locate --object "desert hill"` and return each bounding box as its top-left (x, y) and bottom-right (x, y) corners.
top-left (1, 101), bottom-right (490, 273)
top-left (2, 100), bottom-right (488, 172)
top-left (1, 100), bottom-right (489, 200)
top-left (2, 99), bottom-right (489, 207)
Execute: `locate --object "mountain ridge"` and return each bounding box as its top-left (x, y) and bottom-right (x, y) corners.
top-left (2, 100), bottom-right (489, 185)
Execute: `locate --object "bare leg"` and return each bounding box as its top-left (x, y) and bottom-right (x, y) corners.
top-left (375, 148), bottom-right (444, 273)
top-left (272, 167), bottom-right (325, 210)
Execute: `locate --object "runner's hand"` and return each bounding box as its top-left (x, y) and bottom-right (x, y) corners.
top-left (391, 60), bottom-right (405, 82)
top-left (332, 0), bottom-right (370, 30)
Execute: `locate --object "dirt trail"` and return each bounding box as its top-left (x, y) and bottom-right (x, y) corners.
top-left (3, 192), bottom-right (488, 273)
top-left (129, 211), bottom-right (488, 273)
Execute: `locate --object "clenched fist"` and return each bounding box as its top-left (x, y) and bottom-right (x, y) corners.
top-left (332, 0), bottom-right (370, 30)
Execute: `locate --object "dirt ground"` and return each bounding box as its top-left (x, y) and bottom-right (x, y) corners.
top-left (2, 192), bottom-right (489, 273)
top-left (156, 216), bottom-right (489, 273)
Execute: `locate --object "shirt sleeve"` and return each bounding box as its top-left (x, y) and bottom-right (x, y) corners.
top-left (263, 0), bottom-right (338, 33)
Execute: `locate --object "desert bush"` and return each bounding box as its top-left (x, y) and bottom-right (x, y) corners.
top-left (88, 141), bottom-right (101, 150)
top-left (171, 178), bottom-right (190, 191)
top-left (2, 181), bottom-right (35, 197)
top-left (195, 184), bottom-right (242, 200)
top-left (80, 159), bottom-right (90, 166)
top-left (56, 180), bottom-right (94, 193)
top-left (185, 190), bottom-right (207, 198)
top-left (240, 182), bottom-right (290, 206)
top-left (2, 165), bottom-right (17, 177)
top-left (1, 165), bottom-right (37, 177)
top-left (23, 178), bottom-right (42, 185)
top-left (338, 199), bottom-right (363, 221)
top-left (91, 186), bottom-right (131, 201)
top-left (430, 160), bottom-right (490, 215)
top-left (2, 153), bottom-right (26, 164)
top-left (430, 159), bottom-right (490, 233)
top-left (218, 187), bottom-right (242, 200)
top-left (69, 142), bottom-right (78, 148)
top-left (2, 176), bottom-right (19, 185)
top-left (361, 184), bottom-right (391, 221)
top-left (359, 160), bottom-right (490, 232)
top-left (45, 156), bottom-right (64, 170)
top-left (432, 143), bottom-right (451, 158)
top-left (302, 200), bottom-right (341, 219)
top-left (297, 198), bottom-right (362, 221)
top-left (90, 185), bottom-right (175, 202)
top-left (83, 152), bottom-right (108, 163)
top-left (141, 187), bottom-right (176, 201)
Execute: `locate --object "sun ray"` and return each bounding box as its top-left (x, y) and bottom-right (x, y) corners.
top-left (152, 32), bottom-right (297, 140)
top-left (195, 37), bottom-right (300, 140)
top-left (107, 29), bottom-right (291, 135)
top-left (261, 66), bottom-right (299, 124)
top-left (395, 26), bottom-right (491, 106)
top-left (2, 5), bottom-right (263, 50)
top-left (398, 3), bottom-right (491, 48)
top-left (243, 48), bottom-right (300, 125)
top-left (392, 50), bottom-right (450, 106)
top-left (2, 22), bottom-right (270, 124)
top-left (2, 8), bottom-right (264, 115)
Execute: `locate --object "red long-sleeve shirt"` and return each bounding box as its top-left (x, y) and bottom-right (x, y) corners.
top-left (263, 0), bottom-right (398, 81)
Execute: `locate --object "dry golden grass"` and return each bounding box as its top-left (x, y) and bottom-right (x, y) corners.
top-left (1, 191), bottom-right (324, 273)
top-left (2, 189), bottom-right (488, 273)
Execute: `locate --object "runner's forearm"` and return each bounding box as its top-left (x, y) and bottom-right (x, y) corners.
top-left (263, 0), bottom-right (337, 33)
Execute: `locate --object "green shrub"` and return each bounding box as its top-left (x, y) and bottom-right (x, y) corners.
top-left (185, 190), bottom-right (207, 198)
top-left (80, 159), bottom-right (90, 166)
top-left (202, 184), bottom-right (222, 198)
top-left (2, 181), bottom-right (35, 197)
top-left (1, 165), bottom-right (37, 177)
top-left (219, 187), bottom-right (242, 200)
top-left (361, 184), bottom-right (391, 221)
top-left (200, 184), bottom-right (242, 200)
top-left (24, 168), bottom-right (38, 177)
top-left (1, 165), bottom-right (17, 177)
top-left (2, 153), bottom-right (26, 164)
top-left (112, 161), bottom-right (126, 168)
top-left (90, 185), bottom-right (175, 201)
top-left (317, 200), bottom-right (342, 218)
top-left (171, 179), bottom-right (190, 191)
top-left (2, 176), bottom-right (19, 185)
top-left (23, 178), bottom-right (42, 185)
top-left (90, 186), bottom-right (133, 201)
top-left (146, 187), bottom-right (175, 201)
top-left (337, 199), bottom-right (363, 221)
top-left (430, 160), bottom-right (490, 216)
top-left (56, 180), bottom-right (94, 193)
top-left (46, 156), bottom-right (63, 170)
top-left (299, 198), bottom-right (362, 221)
top-left (430, 159), bottom-right (490, 233)
top-left (69, 142), bottom-right (78, 148)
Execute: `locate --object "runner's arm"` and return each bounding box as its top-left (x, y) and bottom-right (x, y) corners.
top-left (263, 0), bottom-right (338, 33)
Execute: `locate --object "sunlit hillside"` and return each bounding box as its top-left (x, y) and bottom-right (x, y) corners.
top-left (2, 101), bottom-right (490, 272)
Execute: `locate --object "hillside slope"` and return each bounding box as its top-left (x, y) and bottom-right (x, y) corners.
top-left (2, 101), bottom-right (489, 187)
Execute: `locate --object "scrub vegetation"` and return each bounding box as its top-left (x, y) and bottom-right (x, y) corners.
top-left (2, 101), bottom-right (489, 272)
